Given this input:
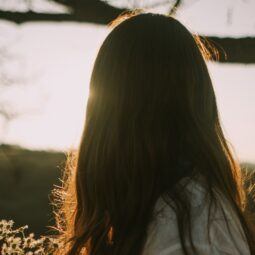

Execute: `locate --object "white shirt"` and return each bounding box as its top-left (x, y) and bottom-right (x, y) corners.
top-left (142, 177), bottom-right (251, 255)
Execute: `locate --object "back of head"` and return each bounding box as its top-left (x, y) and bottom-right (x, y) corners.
top-left (88, 13), bottom-right (216, 175)
top-left (55, 12), bottom-right (254, 255)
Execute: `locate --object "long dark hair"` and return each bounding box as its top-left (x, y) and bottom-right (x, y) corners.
top-left (54, 12), bottom-right (255, 255)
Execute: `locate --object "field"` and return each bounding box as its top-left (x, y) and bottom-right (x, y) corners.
top-left (0, 144), bottom-right (66, 236)
top-left (0, 144), bottom-right (254, 236)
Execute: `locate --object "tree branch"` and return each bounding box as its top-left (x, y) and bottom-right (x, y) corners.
top-left (0, 1), bottom-right (126, 24)
top-left (0, 10), bottom-right (76, 23)
top-left (205, 36), bottom-right (255, 64)
top-left (169, 0), bottom-right (182, 15)
top-left (0, 1), bottom-right (254, 64)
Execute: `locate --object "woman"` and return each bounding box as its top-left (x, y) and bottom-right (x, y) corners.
top-left (54, 12), bottom-right (255, 255)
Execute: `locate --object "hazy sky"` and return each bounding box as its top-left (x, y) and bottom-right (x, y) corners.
top-left (0, 0), bottom-right (255, 163)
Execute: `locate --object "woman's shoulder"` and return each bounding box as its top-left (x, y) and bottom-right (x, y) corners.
top-left (151, 176), bottom-right (211, 221)
top-left (142, 176), bottom-right (251, 255)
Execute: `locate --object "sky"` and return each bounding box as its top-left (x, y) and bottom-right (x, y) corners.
top-left (0, 0), bottom-right (255, 163)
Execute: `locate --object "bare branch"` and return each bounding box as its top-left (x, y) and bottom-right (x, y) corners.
top-left (169, 0), bottom-right (181, 15)
top-left (0, 1), bottom-right (127, 24)
top-left (205, 36), bottom-right (255, 64)
top-left (0, 0), bottom-right (254, 64)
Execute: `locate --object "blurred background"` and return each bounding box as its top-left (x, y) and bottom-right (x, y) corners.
top-left (0, 0), bottom-right (254, 236)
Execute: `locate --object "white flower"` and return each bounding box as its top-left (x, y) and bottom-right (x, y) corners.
top-left (0, 219), bottom-right (61, 254)
top-left (34, 247), bottom-right (45, 255)
top-left (1, 243), bottom-right (8, 254)
top-left (0, 220), bottom-right (14, 236)
top-left (23, 233), bottom-right (36, 249)
top-left (6, 236), bottom-right (14, 243)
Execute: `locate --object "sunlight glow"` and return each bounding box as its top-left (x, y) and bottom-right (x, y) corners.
top-left (0, 0), bottom-right (254, 163)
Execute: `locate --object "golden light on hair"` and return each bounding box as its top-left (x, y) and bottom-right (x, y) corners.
top-left (193, 34), bottom-right (226, 62)
top-left (108, 9), bottom-right (144, 28)
top-left (52, 13), bottom-right (255, 255)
